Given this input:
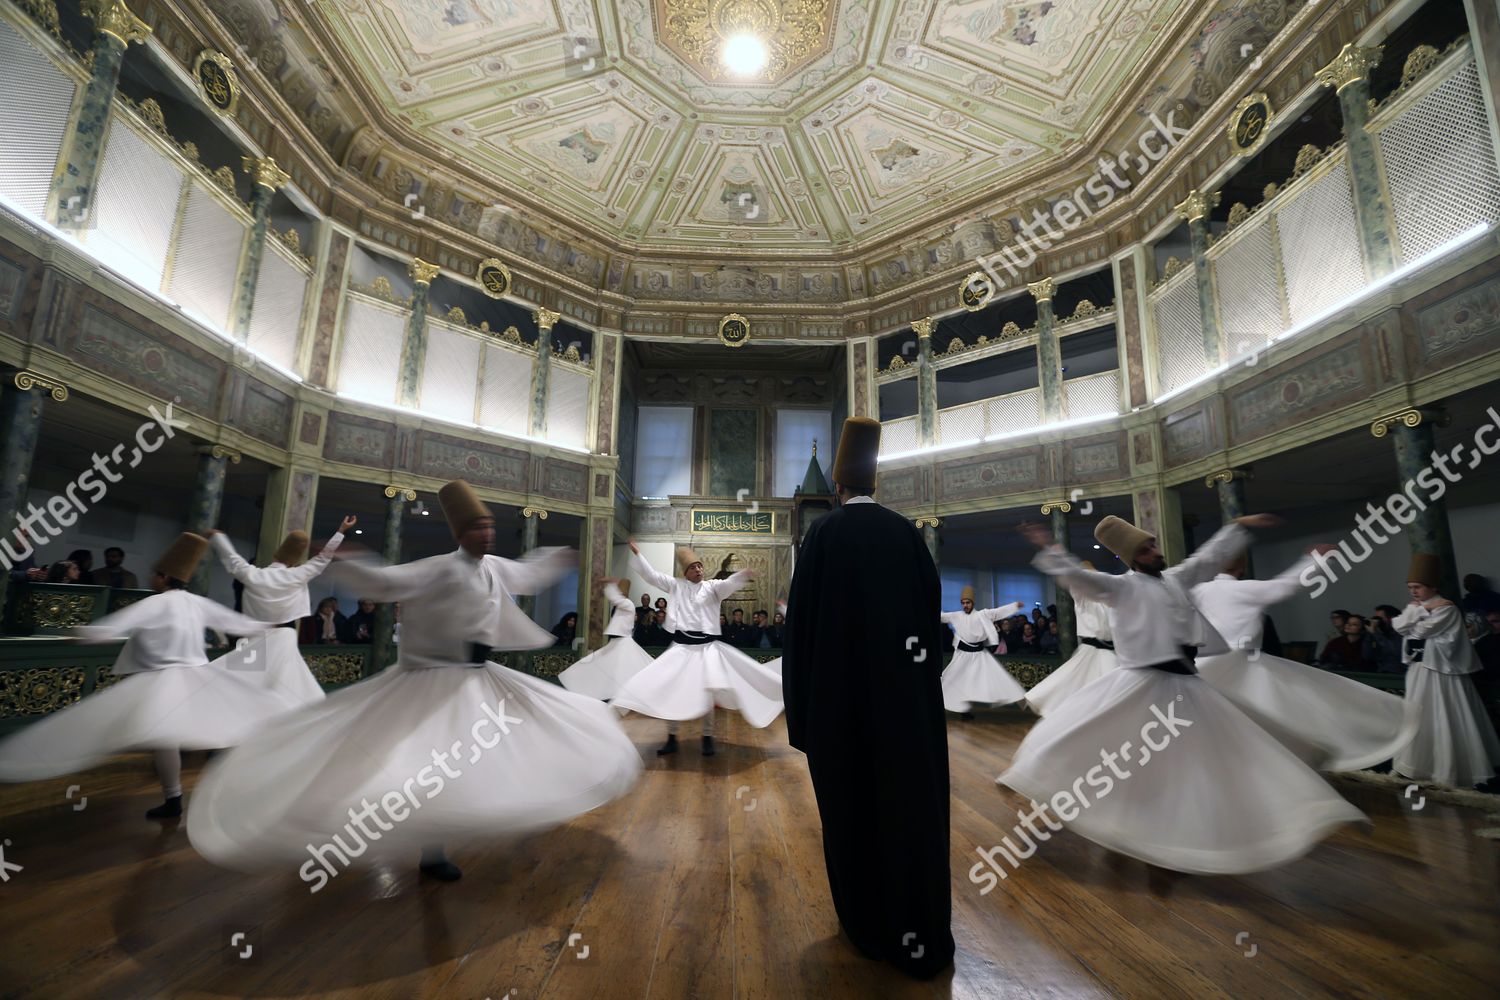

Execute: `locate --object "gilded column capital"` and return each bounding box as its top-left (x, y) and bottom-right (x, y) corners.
top-left (1317, 44), bottom-right (1383, 93)
top-left (12, 370), bottom-right (68, 401)
top-left (383, 485), bottom-right (417, 501)
top-left (198, 444), bottom-right (242, 463)
top-left (913, 516), bottom-right (941, 529)
top-left (408, 258), bottom-right (440, 286)
top-left (1026, 277), bottom-right (1055, 304)
top-left (82, 0), bottom-right (150, 45)
top-left (911, 316), bottom-right (936, 339)
top-left (522, 506), bottom-right (550, 519)
top-left (1039, 499), bottom-right (1073, 515)
top-left (241, 155), bottom-right (290, 191)
top-left (1175, 190), bottom-right (1221, 223)
top-left (1204, 468), bottom-right (1253, 488)
top-left (533, 307), bottom-right (561, 332)
top-left (1370, 407), bottom-right (1431, 438)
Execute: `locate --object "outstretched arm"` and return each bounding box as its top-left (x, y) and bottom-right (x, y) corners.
top-left (492, 546), bottom-right (576, 595)
top-left (287, 516), bottom-right (356, 583)
top-left (1228, 552), bottom-right (1319, 609)
top-left (208, 531), bottom-right (256, 584)
top-left (981, 601), bottom-right (1025, 620)
top-left (696, 569), bottom-right (755, 605)
top-left (628, 540), bottom-right (676, 594)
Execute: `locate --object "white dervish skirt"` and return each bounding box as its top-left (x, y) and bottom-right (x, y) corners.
top-left (558, 636), bottom-right (655, 701)
top-left (610, 641), bottom-right (783, 728)
top-left (941, 649), bottom-right (1027, 712)
top-left (996, 667), bottom-right (1365, 875)
top-left (1196, 648), bottom-right (1418, 772)
top-left (1392, 666), bottom-right (1500, 788)
top-left (1024, 642), bottom-right (1117, 716)
top-left (0, 631), bottom-right (323, 781)
top-left (187, 660), bottom-right (642, 870)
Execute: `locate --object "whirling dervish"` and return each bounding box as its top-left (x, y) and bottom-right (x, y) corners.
top-left (558, 577), bottom-right (655, 701)
top-left (186, 480), bottom-right (642, 883)
top-left (1024, 565), bottom-right (1116, 716)
top-left (938, 587), bottom-right (1026, 717)
top-left (0, 533), bottom-right (316, 819)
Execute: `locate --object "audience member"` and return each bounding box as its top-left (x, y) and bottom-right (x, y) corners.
top-left (90, 547), bottom-right (139, 590)
top-left (1327, 609), bottom-right (1350, 643)
top-left (1369, 605), bottom-right (1405, 673)
top-left (1461, 574), bottom-right (1500, 615)
top-left (1015, 622), bottom-right (1041, 653)
top-left (301, 597), bottom-right (347, 644)
top-left (551, 613), bottom-right (579, 648)
top-left (66, 549), bottom-right (93, 577)
top-left (45, 560), bottom-right (81, 584)
top-left (1039, 619), bottom-right (1061, 654)
top-left (655, 597), bottom-right (667, 616)
top-left (343, 598), bottom-right (377, 644)
top-left (725, 608), bottom-right (752, 646)
top-left (1319, 614), bottom-right (1376, 670)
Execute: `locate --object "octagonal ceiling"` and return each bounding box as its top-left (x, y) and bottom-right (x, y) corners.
top-left (264, 0), bottom-right (1204, 256)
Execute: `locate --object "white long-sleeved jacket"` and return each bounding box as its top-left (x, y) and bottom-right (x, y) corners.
top-left (210, 531), bottom-right (344, 623)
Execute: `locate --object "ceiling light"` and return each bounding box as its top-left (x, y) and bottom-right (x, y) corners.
top-left (721, 33), bottom-right (769, 76)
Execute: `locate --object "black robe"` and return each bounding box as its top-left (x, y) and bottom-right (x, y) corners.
top-left (783, 500), bottom-right (953, 979)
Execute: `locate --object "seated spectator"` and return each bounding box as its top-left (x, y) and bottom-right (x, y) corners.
top-left (66, 549), bottom-right (94, 577)
top-left (551, 612), bottom-right (578, 648)
top-left (7, 554), bottom-right (46, 583)
top-left (301, 597), bottom-right (347, 645)
top-left (719, 612), bottom-right (729, 632)
top-left (655, 597), bottom-right (667, 616)
top-left (1319, 614), bottom-right (1375, 670)
top-left (1030, 607), bottom-right (1046, 626)
top-left (750, 608), bottom-right (778, 648)
top-left (90, 547), bottom-right (139, 590)
top-left (1368, 605), bottom-right (1405, 673)
top-left (725, 608), bottom-right (752, 646)
top-left (646, 609), bottom-right (671, 645)
top-left (1039, 619), bottom-right (1061, 654)
top-left (343, 598), bottom-right (377, 644)
top-left (640, 592), bottom-right (653, 612)
top-left (45, 560), bottom-right (82, 584)
top-left (1461, 574), bottom-right (1500, 615)
top-left (1327, 609), bottom-right (1350, 643)
top-left (1014, 622), bottom-right (1041, 654)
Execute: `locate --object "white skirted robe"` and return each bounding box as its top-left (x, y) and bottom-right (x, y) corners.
top-left (1391, 600), bottom-right (1500, 788)
top-left (938, 601), bottom-right (1026, 712)
top-left (1023, 595), bottom-right (1117, 716)
top-left (559, 582), bottom-right (655, 701)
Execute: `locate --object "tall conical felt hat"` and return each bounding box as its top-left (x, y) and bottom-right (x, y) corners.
top-left (617, 578), bottom-right (631, 597)
top-left (272, 531), bottom-right (309, 567)
top-left (960, 585), bottom-right (975, 603)
top-left (156, 532), bottom-right (208, 583)
top-left (676, 546), bottom-right (702, 573)
top-left (832, 416), bottom-right (880, 492)
top-left (1408, 552), bottom-right (1442, 589)
top-left (438, 480), bottom-right (491, 538)
top-left (1094, 515), bottom-right (1154, 561)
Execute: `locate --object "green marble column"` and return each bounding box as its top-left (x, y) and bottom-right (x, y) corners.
top-left (0, 371), bottom-right (60, 616)
top-left (1047, 503), bottom-right (1077, 657)
top-left (1318, 45), bottom-right (1398, 279)
top-left (231, 157), bottom-right (290, 343)
top-left (1176, 191), bottom-right (1223, 367)
top-left (917, 518), bottom-right (939, 566)
top-left (1029, 279), bottom-right (1064, 422)
top-left (530, 307), bottom-right (560, 438)
top-left (1387, 414), bottom-right (1461, 601)
top-left (397, 259), bottom-right (438, 408)
top-left (517, 508), bottom-right (544, 618)
top-left (187, 445), bottom-right (236, 594)
top-left (370, 486), bottom-right (411, 673)
top-left (51, 0), bottom-right (150, 231)
top-left (1210, 468), bottom-right (1253, 577)
top-left (911, 317), bottom-right (938, 446)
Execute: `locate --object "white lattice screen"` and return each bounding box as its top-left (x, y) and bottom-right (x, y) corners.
top-left (419, 324), bottom-right (481, 425)
top-left (1273, 157), bottom-right (1366, 325)
top-left (88, 115), bottom-right (182, 292)
top-left (0, 20), bottom-right (75, 218)
top-left (937, 401), bottom-right (985, 445)
top-left (986, 388), bottom-right (1041, 430)
top-left (879, 416), bottom-right (918, 456)
top-left (478, 342), bottom-right (533, 435)
top-left (1374, 53), bottom-right (1500, 264)
top-left (165, 182), bottom-right (244, 334)
top-left (545, 365), bottom-right (590, 450)
top-left (1210, 214), bottom-right (1287, 354)
top-left (1064, 370), bottom-right (1121, 419)
top-left (1150, 270), bottom-right (1207, 395)
top-left (247, 245), bottom-right (308, 372)
top-left (336, 298), bottom-right (405, 405)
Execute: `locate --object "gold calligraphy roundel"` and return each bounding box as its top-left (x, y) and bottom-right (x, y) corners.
top-left (1228, 92), bottom-right (1273, 157)
top-left (477, 258), bottom-right (513, 299)
top-left (193, 51), bottom-right (240, 117)
top-left (718, 313), bottom-right (750, 349)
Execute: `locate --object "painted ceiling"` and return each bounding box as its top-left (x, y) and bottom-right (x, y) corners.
top-left (201, 0), bottom-right (1302, 304)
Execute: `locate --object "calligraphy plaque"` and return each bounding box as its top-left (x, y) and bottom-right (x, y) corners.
top-left (478, 258), bottom-right (513, 299)
top-left (1227, 92), bottom-right (1273, 157)
top-left (193, 51), bottom-right (239, 117)
top-left (691, 509), bottom-right (774, 534)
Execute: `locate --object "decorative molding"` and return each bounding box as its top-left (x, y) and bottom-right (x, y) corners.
top-left (533, 306), bottom-right (561, 332)
top-left (15, 0), bottom-right (62, 37)
top-left (1175, 190), bottom-right (1221, 223)
top-left (1027, 277), bottom-right (1055, 304)
top-left (912, 316), bottom-right (936, 340)
top-left (1316, 43), bottom-right (1383, 94)
top-left (242, 156), bottom-right (290, 191)
top-left (82, 0), bottom-right (150, 45)
top-left (408, 258), bottom-right (440, 287)
top-left (384, 485), bottom-right (418, 501)
top-left (13, 370), bottom-right (68, 401)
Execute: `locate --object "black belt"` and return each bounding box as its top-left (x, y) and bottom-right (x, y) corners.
top-left (1080, 636), bottom-right (1115, 650)
top-left (1181, 644), bottom-right (1199, 663)
top-left (674, 631), bottom-right (718, 646)
top-left (1145, 656), bottom-right (1197, 675)
top-left (467, 642), bottom-right (492, 667)
top-left (956, 640), bottom-right (990, 653)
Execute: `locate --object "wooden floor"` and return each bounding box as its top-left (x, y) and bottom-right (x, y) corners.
top-left (1, 709), bottom-right (1497, 1000)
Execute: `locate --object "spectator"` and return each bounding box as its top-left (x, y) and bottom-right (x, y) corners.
top-left (1030, 607), bottom-right (1045, 626)
top-left (344, 598), bottom-right (377, 644)
top-left (725, 608), bottom-right (752, 646)
top-left (551, 612), bottom-right (578, 648)
top-left (301, 597), bottom-right (346, 644)
top-left (1461, 575), bottom-right (1500, 615)
top-left (66, 549), bottom-right (94, 577)
top-left (1369, 605), bottom-right (1405, 673)
top-left (719, 612), bottom-right (728, 631)
top-left (640, 592), bottom-right (653, 612)
top-left (1015, 622), bottom-right (1041, 653)
top-left (90, 547), bottom-right (139, 590)
top-left (1327, 609), bottom-right (1350, 643)
top-left (750, 609), bottom-right (779, 648)
top-left (45, 560), bottom-right (81, 584)
top-left (1320, 614), bottom-right (1376, 670)
top-left (1039, 619), bottom-right (1061, 654)
top-left (7, 554), bottom-right (46, 583)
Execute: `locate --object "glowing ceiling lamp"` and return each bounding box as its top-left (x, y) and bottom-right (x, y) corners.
top-left (721, 33), bottom-right (769, 76)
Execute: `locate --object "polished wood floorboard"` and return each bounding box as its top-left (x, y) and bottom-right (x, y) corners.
top-left (0, 709), bottom-right (1497, 999)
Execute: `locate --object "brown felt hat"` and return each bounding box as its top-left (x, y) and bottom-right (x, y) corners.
top-left (1407, 552), bottom-right (1442, 589)
top-left (272, 531), bottom-right (309, 567)
top-left (438, 480), bottom-right (492, 538)
top-left (618, 578), bottom-right (631, 597)
top-left (1094, 515), bottom-right (1154, 562)
top-left (960, 585), bottom-right (975, 603)
top-left (676, 546), bottom-right (702, 573)
top-left (156, 532), bottom-right (208, 583)
top-left (832, 416), bottom-right (880, 492)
